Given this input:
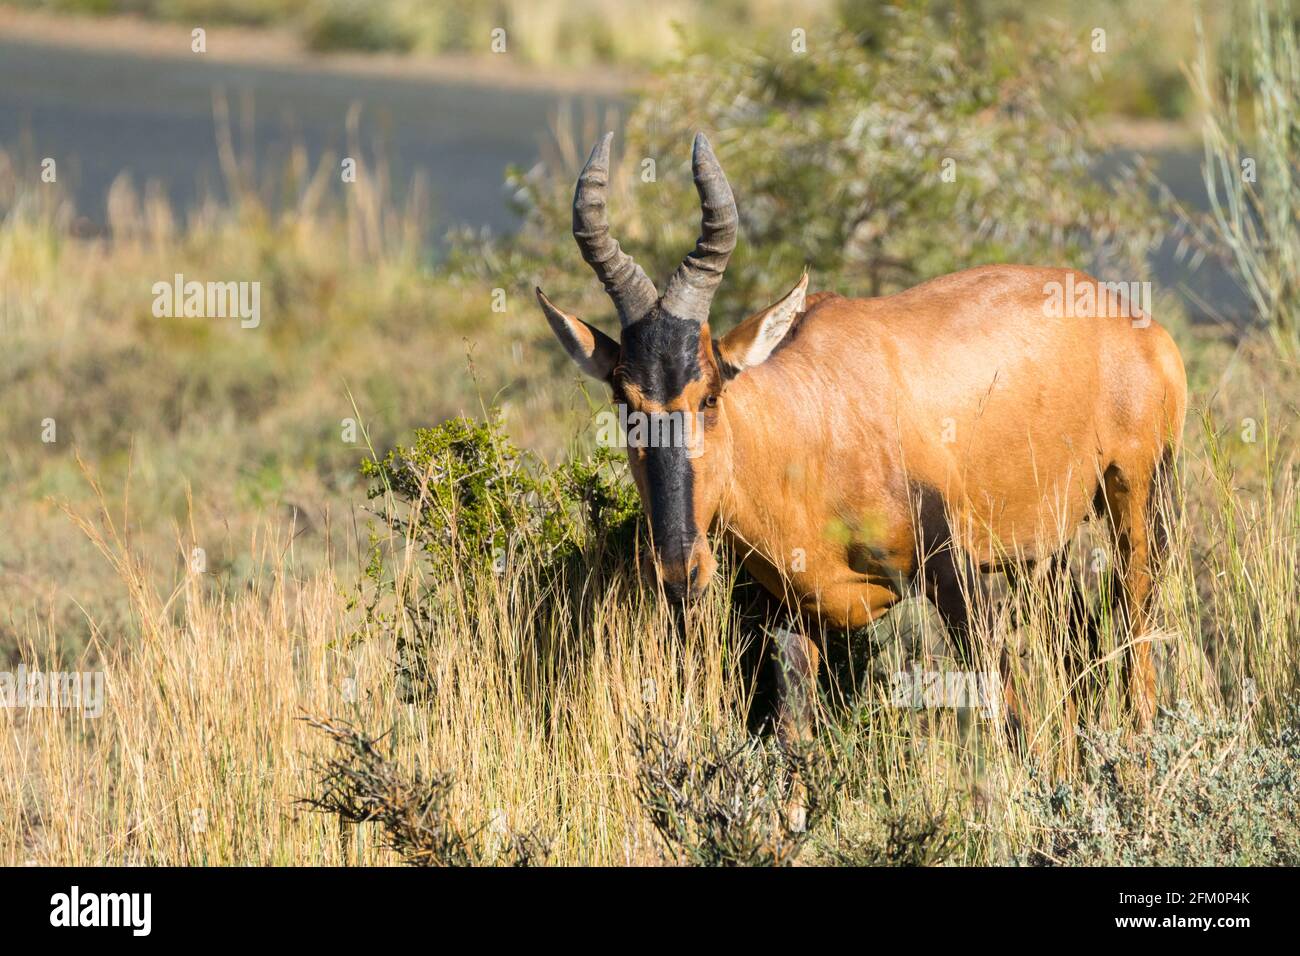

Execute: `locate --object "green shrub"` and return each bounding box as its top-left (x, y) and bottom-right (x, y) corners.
top-left (509, 3), bottom-right (1163, 323)
top-left (360, 412), bottom-right (639, 582)
top-left (356, 412), bottom-right (642, 697)
top-left (302, 0), bottom-right (416, 53)
top-left (1186, 0), bottom-right (1300, 354)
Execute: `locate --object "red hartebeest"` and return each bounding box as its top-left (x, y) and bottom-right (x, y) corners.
top-left (536, 132), bottom-right (1187, 757)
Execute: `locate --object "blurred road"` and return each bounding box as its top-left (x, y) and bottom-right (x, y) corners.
top-left (0, 34), bottom-right (1244, 321)
top-left (1099, 147), bottom-right (1249, 324)
top-left (0, 36), bottom-right (618, 236)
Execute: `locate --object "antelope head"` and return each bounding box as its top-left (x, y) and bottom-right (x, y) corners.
top-left (536, 133), bottom-right (807, 604)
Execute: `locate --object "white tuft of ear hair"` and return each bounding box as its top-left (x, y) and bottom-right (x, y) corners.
top-left (724, 271), bottom-right (809, 371)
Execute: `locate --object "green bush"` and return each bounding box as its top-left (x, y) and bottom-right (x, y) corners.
top-left (510, 4), bottom-right (1163, 322)
top-left (356, 412), bottom-right (642, 696)
top-left (360, 412), bottom-right (639, 580)
top-left (302, 0), bottom-right (416, 53)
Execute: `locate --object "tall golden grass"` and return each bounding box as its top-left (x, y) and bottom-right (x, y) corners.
top-left (0, 43), bottom-right (1296, 862)
top-left (2, 373), bottom-right (1294, 864)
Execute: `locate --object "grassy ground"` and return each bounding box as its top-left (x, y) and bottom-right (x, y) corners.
top-left (2, 2), bottom-right (1298, 865)
top-left (0, 145), bottom-right (1295, 864)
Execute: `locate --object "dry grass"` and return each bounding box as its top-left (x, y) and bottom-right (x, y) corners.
top-left (0, 474), bottom-right (742, 865)
top-left (1, 15), bottom-right (1297, 862)
top-left (0, 152), bottom-right (1296, 866)
top-left (1, 367), bottom-right (1294, 865)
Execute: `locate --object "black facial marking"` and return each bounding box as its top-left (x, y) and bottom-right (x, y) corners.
top-left (618, 311), bottom-right (703, 403)
top-left (616, 309), bottom-right (709, 590)
top-left (645, 441), bottom-right (697, 575)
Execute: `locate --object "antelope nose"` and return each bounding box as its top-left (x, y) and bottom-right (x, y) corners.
top-left (663, 564), bottom-right (700, 606)
top-left (656, 536), bottom-right (706, 603)
top-left (662, 579), bottom-right (688, 605)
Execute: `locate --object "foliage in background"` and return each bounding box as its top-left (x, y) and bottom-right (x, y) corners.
top-left (15, 0), bottom-right (1232, 122)
top-left (15, 0), bottom-right (836, 66)
top-left (505, 3), bottom-right (1164, 330)
top-left (1176, 0), bottom-right (1300, 354)
top-left (2, 0), bottom-right (1298, 868)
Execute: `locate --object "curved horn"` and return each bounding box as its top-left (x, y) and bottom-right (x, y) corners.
top-left (572, 132), bottom-right (658, 326)
top-left (660, 132), bottom-right (738, 324)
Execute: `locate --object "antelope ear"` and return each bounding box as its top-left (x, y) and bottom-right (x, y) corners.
top-left (536, 288), bottom-right (620, 382)
top-left (717, 271), bottom-right (808, 377)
